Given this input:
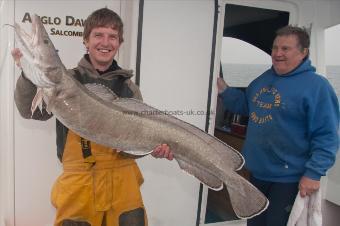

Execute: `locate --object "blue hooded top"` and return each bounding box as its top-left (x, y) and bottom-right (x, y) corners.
top-left (220, 59), bottom-right (339, 182)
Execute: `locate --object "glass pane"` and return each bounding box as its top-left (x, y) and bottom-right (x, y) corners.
top-left (325, 24), bottom-right (340, 97)
top-left (324, 24), bottom-right (340, 210)
top-left (221, 37), bottom-right (271, 87)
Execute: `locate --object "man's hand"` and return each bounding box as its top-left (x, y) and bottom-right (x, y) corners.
top-left (151, 144), bottom-right (174, 160)
top-left (299, 176), bottom-right (320, 197)
top-left (11, 48), bottom-right (23, 68)
top-left (217, 77), bottom-right (228, 94)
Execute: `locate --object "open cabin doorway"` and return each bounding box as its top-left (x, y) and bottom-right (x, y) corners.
top-left (203, 3), bottom-right (289, 225)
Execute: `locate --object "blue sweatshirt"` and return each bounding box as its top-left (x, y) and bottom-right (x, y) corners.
top-left (220, 59), bottom-right (339, 182)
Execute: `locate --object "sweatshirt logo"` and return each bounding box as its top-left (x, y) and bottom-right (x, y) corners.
top-left (250, 86), bottom-right (281, 124)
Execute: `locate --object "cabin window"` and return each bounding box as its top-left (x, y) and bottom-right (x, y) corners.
top-left (221, 37), bottom-right (271, 87)
top-left (325, 24), bottom-right (340, 97)
top-left (324, 24), bottom-right (340, 213)
top-left (208, 37), bottom-right (271, 224)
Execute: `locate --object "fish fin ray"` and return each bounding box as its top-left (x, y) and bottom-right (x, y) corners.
top-left (31, 88), bottom-right (44, 115)
top-left (121, 149), bottom-right (153, 156)
top-left (84, 83), bottom-right (118, 102)
top-left (20, 56), bottom-right (54, 87)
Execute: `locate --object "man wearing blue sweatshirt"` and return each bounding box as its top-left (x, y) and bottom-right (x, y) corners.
top-left (217, 25), bottom-right (339, 226)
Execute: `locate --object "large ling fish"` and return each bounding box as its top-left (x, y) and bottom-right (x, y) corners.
top-left (13, 14), bottom-right (268, 218)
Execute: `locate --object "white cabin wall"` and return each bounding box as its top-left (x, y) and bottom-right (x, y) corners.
top-left (0, 1), bottom-right (138, 225)
top-left (291, 3), bottom-right (340, 215)
top-left (119, 0), bottom-right (141, 70)
top-left (0, 1), bottom-right (15, 225)
top-left (289, 0), bottom-right (326, 74)
top-left (285, 0), bottom-right (339, 74)
top-left (327, 2), bottom-right (340, 28)
top-left (293, 0), bottom-right (340, 29)
top-left (137, 1), bottom-right (215, 226)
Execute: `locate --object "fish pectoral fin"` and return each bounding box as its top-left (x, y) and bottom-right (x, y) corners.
top-left (119, 149), bottom-right (153, 158)
top-left (176, 158), bottom-right (223, 190)
top-left (31, 88), bottom-right (44, 116)
top-left (224, 171), bottom-right (269, 219)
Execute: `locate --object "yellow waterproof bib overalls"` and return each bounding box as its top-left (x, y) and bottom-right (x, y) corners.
top-left (51, 130), bottom-right (147, 226)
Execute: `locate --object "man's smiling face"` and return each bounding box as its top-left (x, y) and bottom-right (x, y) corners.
top-left (84, 26), bottom-right (121, 71)
top-left (271, 35), bottom-right (308, 75)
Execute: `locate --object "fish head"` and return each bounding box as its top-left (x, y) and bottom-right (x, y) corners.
top-left (14, 14), bottom-right (65, 86)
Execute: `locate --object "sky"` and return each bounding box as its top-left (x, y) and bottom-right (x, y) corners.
top-left (221, 24), bottom-right (340, 66)
top-left (221, 38), bottom-right (271, 65)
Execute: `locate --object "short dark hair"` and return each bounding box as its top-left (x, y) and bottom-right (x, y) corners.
top-left (83, 8), bottom-right (124, 43)
top-left (276, 25), bottom-right (310, 52)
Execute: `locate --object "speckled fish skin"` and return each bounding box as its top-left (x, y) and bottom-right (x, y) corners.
top-left (14, 14), bottom-right (269, 219)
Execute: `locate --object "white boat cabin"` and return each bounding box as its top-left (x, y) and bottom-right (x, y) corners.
top-left (0, 0), bottom-right (339, 226)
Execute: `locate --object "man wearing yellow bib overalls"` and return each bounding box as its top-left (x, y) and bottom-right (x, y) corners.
top-left (12, 7), bottom-right (173, 226)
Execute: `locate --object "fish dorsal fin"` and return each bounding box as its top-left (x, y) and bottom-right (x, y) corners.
top-left (84, 83), bottom-right (118, 102)
top-left (176, 158), bottom-right (223, 190)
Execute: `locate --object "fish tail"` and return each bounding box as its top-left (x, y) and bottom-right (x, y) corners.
top-left (224, 171), bottom-right (269, 219)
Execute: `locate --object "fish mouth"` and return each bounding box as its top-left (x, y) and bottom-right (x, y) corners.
top-left (31, 14), bottom-right (40, 46)
top-left (14, 14), bottom-right (51, 62)
top-left (14, 21), bottom-right (34, 60)
top-left (14, 14), bottom-right (65, 85)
